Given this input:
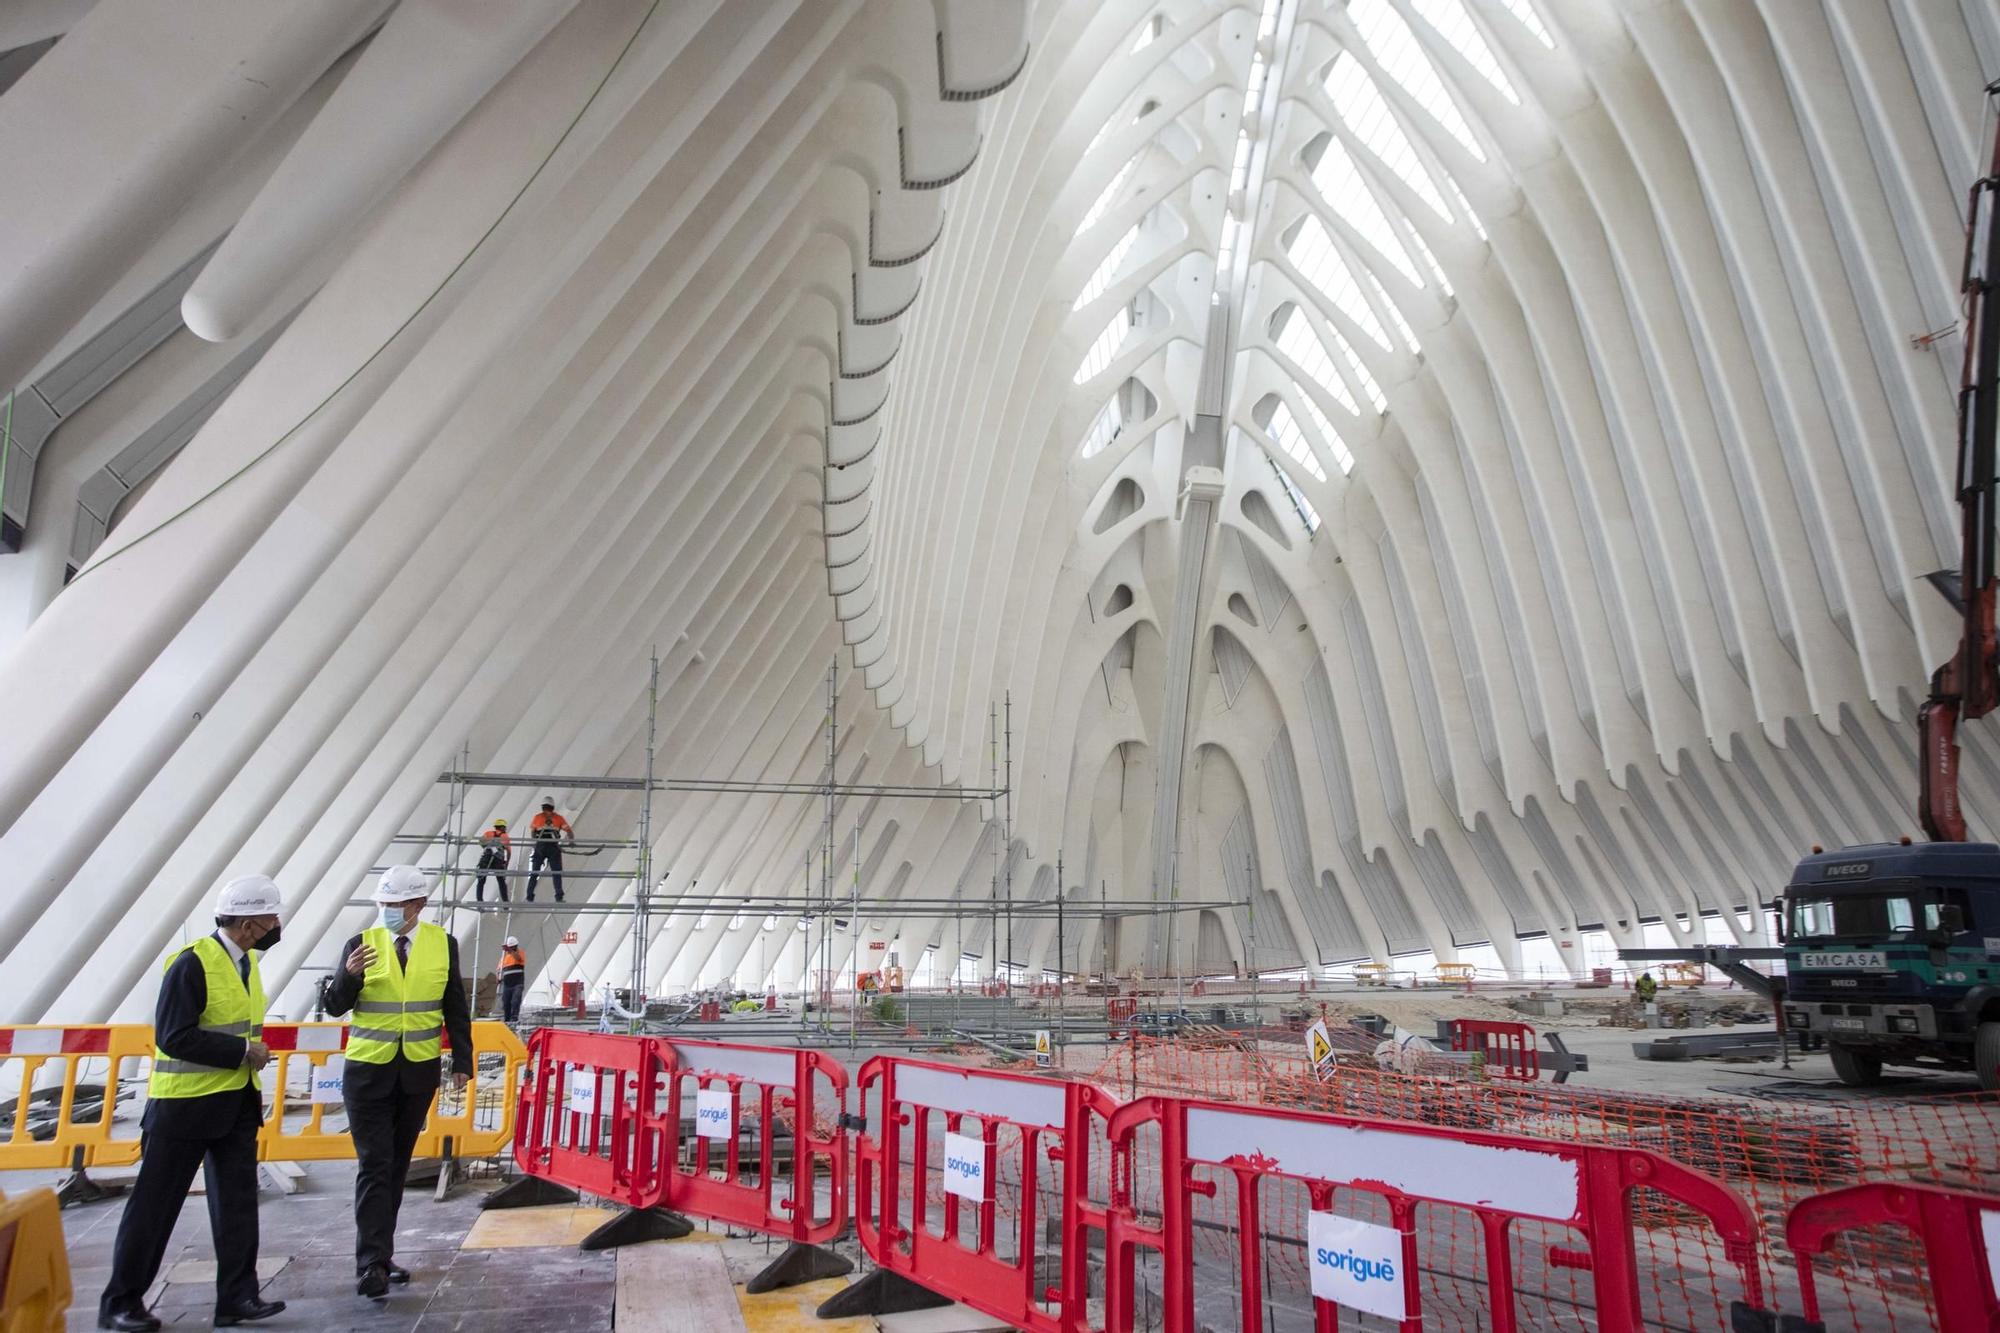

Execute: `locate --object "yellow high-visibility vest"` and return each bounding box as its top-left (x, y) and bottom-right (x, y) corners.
top-left (148, 936), bottom-right (264, 1100)
top-left (346, 923), bottom-right (449, 1064)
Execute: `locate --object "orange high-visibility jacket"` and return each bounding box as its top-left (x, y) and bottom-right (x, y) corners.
top-left (499, 947), bottom-right (527, 981)
top-left (529, 811), bottom-right (571, 840)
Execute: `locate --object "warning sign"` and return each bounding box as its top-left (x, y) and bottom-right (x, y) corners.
top-left (562, 930), bottom-right (578, 945)
top-left (1034, 1029), bottom-right (1053, 1068)
top-left (1305, 1019), bottom-right (1336, 1081)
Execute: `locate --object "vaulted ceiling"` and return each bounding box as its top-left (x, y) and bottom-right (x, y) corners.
top-left (0, 0), bottom-right (1994, 1021)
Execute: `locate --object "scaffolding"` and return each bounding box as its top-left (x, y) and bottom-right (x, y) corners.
top-left (363, 656), bottom-right (1010, 1018)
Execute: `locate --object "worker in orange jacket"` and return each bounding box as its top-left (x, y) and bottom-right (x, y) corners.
top-left (497, 937), bottom-right (528, 1023)
top-left (525, 798), bottom-right (572, 903)
top-left (474, 819), bottom-right (511, 901)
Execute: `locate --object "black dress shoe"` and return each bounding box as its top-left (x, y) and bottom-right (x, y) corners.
top-left (215, 1297), bottom-right (287, 1325)
top-left (357, 1265), bottom-right (390, 1299)
top-left (386, 1262), bottom-right (411, 1284)
top-left (96, 1312), bottom-right (160, 1333)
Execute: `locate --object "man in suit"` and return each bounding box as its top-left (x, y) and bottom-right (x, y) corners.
top-left (98, 876), bottom-right (290, 1331)
top-left (321, 866), bottom-right (471, 1300)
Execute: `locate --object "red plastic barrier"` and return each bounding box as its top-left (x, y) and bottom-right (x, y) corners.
top-left (1448, 1019), bottom-right (1540, 1082)
top-left (659, 1038), bottom-right (847, 1244)
top-left (854, 1056), bottom-right (1120, 1332)
top-left (1787, 1181), bottom-right (2000, 1332)
top-left (1103, 1094), bottom-right (1767, 1333)
top-left (513, 1030), bottom-right (674, 1210)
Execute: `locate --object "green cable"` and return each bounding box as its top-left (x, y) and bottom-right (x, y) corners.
top-left (68, 1), bottom-right (661, 588)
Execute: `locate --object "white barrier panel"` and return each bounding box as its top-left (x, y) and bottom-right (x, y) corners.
top-left (695, 1087), bottom-right (733, 1140)
top-left (1184, 1106), bottom-right (1582, 1222)
top-left (942, 1130), bottom-right (985, 1201)
top-left (895, 1063), bottom-right (1067, 1129)
top-left (1308, 1211), bottom-right (1408, 1321)
top-left (310, 1056), bottom-right (346, 1105)
top-left (568, 1070), bottom-right (596, 1115)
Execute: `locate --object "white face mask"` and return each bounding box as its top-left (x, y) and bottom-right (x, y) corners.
top-left (378, 904), bottom-right (410, 933)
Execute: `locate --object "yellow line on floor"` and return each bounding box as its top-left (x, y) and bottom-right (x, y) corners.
top-left (460, 1203), bottom-right (621, 1249)
top-left (735, 1275), bottom-right (872, 1333)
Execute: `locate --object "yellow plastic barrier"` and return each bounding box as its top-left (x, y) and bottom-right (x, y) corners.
top-left (0, 1026), bottom-right (150, 1173)
top-left (0, 1022), bottom-right (528, 1174)
top-left (260, 1020), bottom-right (528, 1163)
top-left (1433, 962), bottom-right (1475, 988)
top-left (0, 1188), bottom-right (70, 1333)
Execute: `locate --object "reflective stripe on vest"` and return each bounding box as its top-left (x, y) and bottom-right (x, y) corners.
top-left (344, 923), bottom-right (449, 1065)
top-left (148, 936), bottom-right (265, 1098)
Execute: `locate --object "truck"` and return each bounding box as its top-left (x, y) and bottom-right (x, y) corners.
top-left (1623, 95), bottom-right (2000, 1092)
top-left (1777, 842), bottom-right (2000, 1087)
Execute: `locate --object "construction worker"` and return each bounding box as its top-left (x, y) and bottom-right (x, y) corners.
top-left (525, 797), bottom-right (572, 903)
top-left (497, 936), bottom-right (527, 1023)
top-left (98, 876), bottom-right (289, 1331)
top-left (1635, 971), bottom-right (1659, 1003)
top-left (474, 818), bottom-right (511, 901)
top-left (322, 867), bottom-right (471, 1301)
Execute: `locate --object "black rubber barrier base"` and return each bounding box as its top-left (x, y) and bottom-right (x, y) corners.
top-left (479, 1175), bottom-right (579, 1210)
top-left (578, 1206), bottom-right (694, 1251)
top-left (54, 1167), bottom-right (126, 1210)
top-left (745, 1240), bottom-right (854, 1294)
top-left (815, 1267), bottom-right (953, 1318)
top-left (1728, 1301), bottom-right (1820, 1333)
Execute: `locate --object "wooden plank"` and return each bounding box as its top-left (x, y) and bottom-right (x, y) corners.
top-left (616, 1238), bottom-right (747, 1333)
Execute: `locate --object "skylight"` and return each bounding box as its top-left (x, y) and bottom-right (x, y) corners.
top-left (1408, 0), bottom-right (1522, 104)
top-left (1308, 137), bottom-right (1423, 288)
top-left (1292, 380), bottom-right (1356, 473)
top-left (1499, 0), bottom-right (1557, 49)
top-left (1075, 223), bottom-right (1140, 309)
top-left (1075, 305), bottom-right (1134, 384)
top-left (1270, 457), bottom-right (1322, 533)
top-left (1265, 400), bottom-right (1331, 480)
top-left (1325, 53), bottom-right (1451, 220)
top-left (1079, 155), bottom-right (1138, 234)
top-left (1349, 0), bottom-right (1486, 159)
top-left (1288, 217), bottom-right (1392, 351)
top-left (1080, 392), bottom-right (1125, 458)
top-left (1275, 310), bottom-right (1360, 415)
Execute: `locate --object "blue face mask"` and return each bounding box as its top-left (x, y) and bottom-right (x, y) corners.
top-left (378, 904), bottom-right (409, 933)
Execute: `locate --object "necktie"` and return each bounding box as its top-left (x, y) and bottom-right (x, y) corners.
top-left (396, 935), bottom-right (410, 970)
top-left (237, 952), bottom-right (250, 985)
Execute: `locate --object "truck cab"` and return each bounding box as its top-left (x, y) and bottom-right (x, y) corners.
top-left (1779, 842), bottom-right (2000, 1087)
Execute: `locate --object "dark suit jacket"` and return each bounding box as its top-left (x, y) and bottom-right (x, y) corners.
top-left (323, 929), bottom-right (474, 1097)
top-left (143, 934), bottom-right (266, 1140)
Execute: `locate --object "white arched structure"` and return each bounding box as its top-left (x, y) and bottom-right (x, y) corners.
top-left (0, 0), bottom-right (1995, 1018)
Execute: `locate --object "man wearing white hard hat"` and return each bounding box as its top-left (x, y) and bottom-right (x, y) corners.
top-left (98, 876), bottom-right (288, 1331)
top-left (321, 866), bottom-right (471, 1301)
top-left (496, 936), bottom-right (528, 1024)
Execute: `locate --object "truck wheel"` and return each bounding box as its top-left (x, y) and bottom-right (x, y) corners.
top-left (1976, 1022), bottom-right (2000, 1092)
top-left (1828, 1042), bottom-right (1883, 1087)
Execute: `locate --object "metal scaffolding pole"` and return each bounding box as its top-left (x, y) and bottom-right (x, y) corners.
top-left (630, 649), bottom-right (659, 1009)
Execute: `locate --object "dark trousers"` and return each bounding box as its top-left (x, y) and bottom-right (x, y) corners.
top-left (500, 977), bottom-right (524, 1023)
top-left (526, 842), bottom-right (563, 901)
top-left (475, 848), bottom-right (508, 901)
top-left (343, 1082), bottom-right (434, 1276)
top-left (100, 1124), bottom-right (260, 1316)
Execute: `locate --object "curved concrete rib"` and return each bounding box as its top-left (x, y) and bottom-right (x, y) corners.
top-left (183, 0), bottom-right (576, 343)
top-left (0, 0), bottom-right (392, 388)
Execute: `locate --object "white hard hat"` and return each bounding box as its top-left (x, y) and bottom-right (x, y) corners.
top-left (504, 936), bottom-right (519, 948)
top-left (215, 874), bottom-right (283, 918)
top-left (373, 865), bottom-right (430, 904)
top-left (541, 795), bottom-right (556, 806)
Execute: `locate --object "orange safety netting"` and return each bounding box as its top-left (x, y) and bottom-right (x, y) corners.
top-left (1076, 1026), bottom-right (1998, 1331)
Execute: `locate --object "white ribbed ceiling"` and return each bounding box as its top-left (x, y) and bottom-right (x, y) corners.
top-left (0, 0), bottom-right (1995, 1019)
